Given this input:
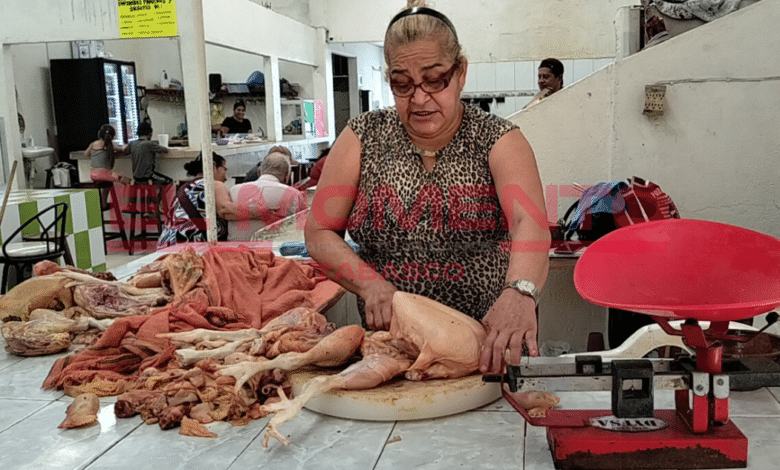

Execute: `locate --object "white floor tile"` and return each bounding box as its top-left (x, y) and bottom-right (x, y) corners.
top-left (0, 353), bottom-right (68, 400)
top-left (0, 399), bottom-right (140, 470)
top-left (87, 416), bottom-right (266, 470)
top-left (0, 398), bottom-right (51, 433)
top-left (230, 409), bottom-right (392, 470)
top-left (375, 410), bottom-right (524, 470)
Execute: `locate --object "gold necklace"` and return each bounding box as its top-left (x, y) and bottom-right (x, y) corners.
top-left (420, 150), bottom-right (437, 159)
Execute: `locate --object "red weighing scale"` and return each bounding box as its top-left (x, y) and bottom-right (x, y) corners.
top-left (489, 219), bottom-right (780, 469)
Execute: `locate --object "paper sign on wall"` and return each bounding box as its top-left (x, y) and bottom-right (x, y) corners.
top-left (118, 0), bottom-right (178, 38)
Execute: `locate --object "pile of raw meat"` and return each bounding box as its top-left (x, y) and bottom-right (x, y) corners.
top-left (0, 248), bottom-right (559, 448)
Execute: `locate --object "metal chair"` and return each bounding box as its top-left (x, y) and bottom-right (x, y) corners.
top-left (0, 202), bottom-right (69, 293)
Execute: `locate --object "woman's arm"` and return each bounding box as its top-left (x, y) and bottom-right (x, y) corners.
top-left (85, 141), bottom-right (94, 158)
top-left (214, 181), bottom-right (239, 220)
top-left (304, 127), bottom-right (397, 331)
top-left (480, 128), bottom-right (551, 373)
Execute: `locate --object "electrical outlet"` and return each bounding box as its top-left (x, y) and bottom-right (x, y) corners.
top-left (643, 85), bottom-right (666, 116)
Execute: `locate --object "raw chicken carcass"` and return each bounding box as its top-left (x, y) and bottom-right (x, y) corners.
top-left (258, 292), bottom-right (560, 448)
top-left (390, 292), bottom-right (486, 381)
top-left (218, 325), bottom-right (365, 392)
top-left (259, 348), bottom-right (413, 447)
top-left (0, 275), bottom-right (74, 322)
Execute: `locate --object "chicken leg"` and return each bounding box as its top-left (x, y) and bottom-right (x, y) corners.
top-left (259, 352), bottom-right (413, 447)
top-left (218, 325), bottom-right (365, 392)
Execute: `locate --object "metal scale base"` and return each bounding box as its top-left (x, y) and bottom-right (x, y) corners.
top-left (547, 410), bottom-right (747, 470)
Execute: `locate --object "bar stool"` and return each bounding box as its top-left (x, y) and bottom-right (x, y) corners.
top-left (122, 181), bottom-right (166, 255)
top-left (75, 181), bottom-right (129, 254)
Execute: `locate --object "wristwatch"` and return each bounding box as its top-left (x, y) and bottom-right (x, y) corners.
top-left (503, 279), bottom-right (540, 306)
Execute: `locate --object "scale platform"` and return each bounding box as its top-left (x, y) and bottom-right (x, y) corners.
top-left (547, 410), bottom-right (746, 470)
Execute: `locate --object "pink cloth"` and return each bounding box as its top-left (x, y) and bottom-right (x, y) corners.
top-left (90, 168), bottom-right (123, 183)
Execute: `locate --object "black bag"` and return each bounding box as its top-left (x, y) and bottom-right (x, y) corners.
top-left (561, 182), bottom-right (626, 241)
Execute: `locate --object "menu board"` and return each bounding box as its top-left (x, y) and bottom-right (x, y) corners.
top-left (118, 0), bottom-right (178, 38)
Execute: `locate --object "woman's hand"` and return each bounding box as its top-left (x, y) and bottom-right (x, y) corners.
top-left (361, 280), bottom-right (398, 331)
top-left (479, 289), bottom-right (539, 374)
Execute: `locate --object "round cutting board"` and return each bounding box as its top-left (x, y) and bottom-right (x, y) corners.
top-left (289, 368), bottom-right (501, 421)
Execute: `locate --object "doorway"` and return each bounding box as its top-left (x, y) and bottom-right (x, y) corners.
top-left (332, 53), bottom-right (359, 137)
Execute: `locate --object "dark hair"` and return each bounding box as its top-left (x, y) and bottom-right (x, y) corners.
top-left (97, 124), bottom-right (116, 155)
top-left (184, 152), bottom-right (226, 177)
top-left (137, 121), bottom-right (153, 137)
top-left (316, 147), bottom-right (330, 161)
top-left (233, 99), bottom-right (246, 110)
top-left (539, 58), bottom-right (564, 78)
top-left (645, 16), bottom-right (667, 38)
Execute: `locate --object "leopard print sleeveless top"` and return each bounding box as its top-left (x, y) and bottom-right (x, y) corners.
top-left (347, 104), bottom-right (518, 321)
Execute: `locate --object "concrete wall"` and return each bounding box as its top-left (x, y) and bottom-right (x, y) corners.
top-left (323, 0), bottom-right (636, 61)
top-left (509, 0), bottom-right (780, 239)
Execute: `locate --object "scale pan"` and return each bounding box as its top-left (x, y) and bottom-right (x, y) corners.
top-left (574, 219), bottom-right (780, 322)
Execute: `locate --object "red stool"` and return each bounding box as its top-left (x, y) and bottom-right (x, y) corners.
top-left (76, 181), bottom-right (129, 254)
top-left (122, 182), bottom-right (170, 255)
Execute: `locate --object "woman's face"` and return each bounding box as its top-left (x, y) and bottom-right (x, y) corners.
top-left (388, 39), bottom-right (466, 142)
top-left (214, 163), bottom-right (227, 183)
top-left (233, 106), bottom-right (246, 120)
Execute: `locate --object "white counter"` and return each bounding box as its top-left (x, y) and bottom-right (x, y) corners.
top-left (71, 137), bottom-right (329, 189)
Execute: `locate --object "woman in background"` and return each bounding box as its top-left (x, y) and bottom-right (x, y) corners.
top-left (85, 124), bottom-right (131, 185)
top-left (220, 99), bottom-right (253, 135)
top-left (157, 153), bottom-right (238, 247)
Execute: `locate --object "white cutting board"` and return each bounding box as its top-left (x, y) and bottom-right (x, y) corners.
top-left (289, 368), bottom-right (501, 421)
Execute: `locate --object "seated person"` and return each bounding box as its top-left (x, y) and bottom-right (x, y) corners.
top-left (219, 99), bottom-right (252, 135)
top-left (86, 123), bottom-right (131, 210)
top-left (244, 145), bottom-right (292, 182)
top-left (87, 124), bottom-right (131, 185)
top-left (228, 151), bottom-right (307, 241)
top-left (294, 147), bottom-right (329, 190)
top-left (157, 153), bottom-right (242, 248)
top-left (524, 58), bottom-right (564, 109)
top-left (126, 121), bottom-right (173, 185)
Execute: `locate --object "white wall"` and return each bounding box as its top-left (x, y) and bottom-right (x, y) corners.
top-left (204, 0), bottom-right (319, 66)
top-left (323, 0), bottom-right (636, 62)
top-left (0, 0), bottom-right (121, 44)
top-left (509, 1), bottom-right (780, 239)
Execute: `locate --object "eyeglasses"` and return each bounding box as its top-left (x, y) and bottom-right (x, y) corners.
top-left (390, 62), bottom-right (460, 98)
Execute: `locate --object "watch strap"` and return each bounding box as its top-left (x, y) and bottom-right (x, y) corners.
top-left (503, 279), bottom-right (540, 305)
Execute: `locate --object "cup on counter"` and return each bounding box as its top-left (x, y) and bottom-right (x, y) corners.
top-left (157, 134), bottom-right (169, 147)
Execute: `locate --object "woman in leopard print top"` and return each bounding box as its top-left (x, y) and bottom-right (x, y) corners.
top-left (305, 1), bottom-right (550, 374)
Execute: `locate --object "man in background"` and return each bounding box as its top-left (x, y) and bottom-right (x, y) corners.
top-left (524, 58), bottom-right (564, 109)
top-left (244, 145), bottom-right (293, 182)
top-left (228, 151), bottom-right (307, 240)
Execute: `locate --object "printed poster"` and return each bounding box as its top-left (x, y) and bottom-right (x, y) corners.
top-left (118, 0), bottom-right (178, 38)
